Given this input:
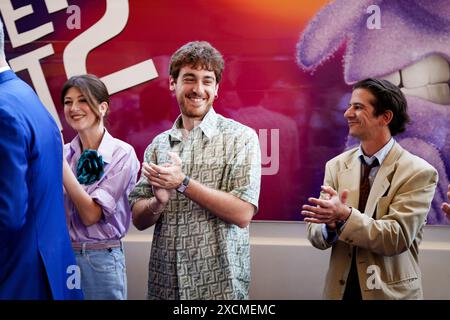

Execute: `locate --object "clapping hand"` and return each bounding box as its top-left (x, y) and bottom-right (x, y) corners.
top-left (301, 186), bottom-right (351, 228)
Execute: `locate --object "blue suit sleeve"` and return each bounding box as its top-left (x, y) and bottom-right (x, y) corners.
top-left (0, 117), bottom-right (29, 232)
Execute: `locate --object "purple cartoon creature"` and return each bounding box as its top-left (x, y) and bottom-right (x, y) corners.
top-left (297, 0), bottom-right (450, 224)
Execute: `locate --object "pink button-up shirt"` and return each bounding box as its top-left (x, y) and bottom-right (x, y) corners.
top-left (64, 130), bottom-right (140, 243)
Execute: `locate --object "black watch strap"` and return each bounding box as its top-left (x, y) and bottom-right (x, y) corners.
top-left (176, 175), bottom-right (190, 193)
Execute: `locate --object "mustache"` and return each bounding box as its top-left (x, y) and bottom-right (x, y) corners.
top-left (187, 93), bottom-right (205, 99)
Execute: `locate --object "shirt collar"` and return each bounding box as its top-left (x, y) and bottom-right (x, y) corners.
top-left (69, 129), bottom-right (115, 164)
top-left (357, 137), bottom-right (395, 166)
top-left (169, 107), bottom-right (218, 143)
top-left (198, 107), bottom-right (218, 139)
top-left (0, 65), bottom-right (11, 74)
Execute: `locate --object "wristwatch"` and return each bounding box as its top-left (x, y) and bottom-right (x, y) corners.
top-left (176, 175), bottom-right (190, 193)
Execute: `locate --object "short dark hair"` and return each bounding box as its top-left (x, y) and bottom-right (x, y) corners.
top-left (353, 78), bottom-right (410, 136)
top-left (61, 74), bottom-right (110, 121)
top-left (169, 41), bottom-right (224, 83)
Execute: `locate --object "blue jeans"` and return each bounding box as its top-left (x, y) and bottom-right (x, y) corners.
top-left (74, 245), bottom-right (127, 300)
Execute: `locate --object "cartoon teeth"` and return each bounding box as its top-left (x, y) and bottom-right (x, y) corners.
top-left (402, 54), bottom-right (450, 87)
top-left (401, 84), bottom-right (450, 105)
top-left (381, 54), bottom-right (450, 105)
top-left (399, 54), bottom-right (450, 104)
top-left (380, 70), bottom-right (401, 86)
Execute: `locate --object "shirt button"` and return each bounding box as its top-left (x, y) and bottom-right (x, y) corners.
top-left (339, 280), bottom-right (346, 285)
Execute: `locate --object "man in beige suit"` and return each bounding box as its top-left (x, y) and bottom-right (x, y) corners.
top-left (302, 78), bottom-right (438, 300)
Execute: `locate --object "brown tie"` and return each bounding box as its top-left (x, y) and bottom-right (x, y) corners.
top-left (343, 157), bottom-right (380, 300)
top-left (358, 158), bottom-right (379, 212)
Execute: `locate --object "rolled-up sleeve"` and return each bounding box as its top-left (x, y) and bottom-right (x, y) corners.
top-left (91, 149), bottom-right (140, 219)
top-left (128, 143), bottom-right (156, 209)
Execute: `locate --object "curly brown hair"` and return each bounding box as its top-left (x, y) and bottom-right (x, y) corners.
top-left (169, 41), bottom-right (224, 83)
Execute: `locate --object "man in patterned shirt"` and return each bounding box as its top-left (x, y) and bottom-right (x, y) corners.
top-left (129, 41), bottom-right (261, 300)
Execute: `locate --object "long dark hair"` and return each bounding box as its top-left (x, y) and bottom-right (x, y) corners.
top-left (61, 74), bottom-right (110, 123)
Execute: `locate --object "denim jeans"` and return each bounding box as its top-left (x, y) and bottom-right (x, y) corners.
top-left (74, 245), bottom-right (127, 300)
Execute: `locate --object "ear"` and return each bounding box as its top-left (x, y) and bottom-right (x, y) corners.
top-left (169, 76), bottom-right (176, 91)
top-left (382, 110), bottom-right (393, 125)
top-left (99, 101), bottom-right (108, 117)
top-left (215, 83), bottom-right (220, 99)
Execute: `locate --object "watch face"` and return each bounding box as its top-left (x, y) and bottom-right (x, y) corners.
top-left (177, 176), bottom-right (189, 193)
top-left (177, 184), bottom-right (187, 193)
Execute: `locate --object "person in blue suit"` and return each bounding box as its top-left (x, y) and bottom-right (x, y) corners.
top-left (0, 18), bottom-right (83, 300)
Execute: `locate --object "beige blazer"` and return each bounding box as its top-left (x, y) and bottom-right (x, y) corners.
top-left (307, 142), bottom-right (438, 300)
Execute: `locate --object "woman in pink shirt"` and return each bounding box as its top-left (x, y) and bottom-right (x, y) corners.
top-left (61, 74), bottom-right (140, 300)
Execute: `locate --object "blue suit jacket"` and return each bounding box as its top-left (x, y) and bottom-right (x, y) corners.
top-left (0, 70), bottom-right (83, 300)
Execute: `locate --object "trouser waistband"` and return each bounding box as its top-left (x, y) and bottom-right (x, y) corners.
top-left (72, 240), bottom-right (122, 254)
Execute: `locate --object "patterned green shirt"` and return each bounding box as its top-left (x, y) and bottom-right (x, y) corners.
top-left (129, 108), bottom-right (261, 300)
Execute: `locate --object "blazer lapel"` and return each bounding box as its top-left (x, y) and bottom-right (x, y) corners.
top-left (365, 142), bottom-right (403, 217)
top-left (338, 151), bottom-right (361, 210)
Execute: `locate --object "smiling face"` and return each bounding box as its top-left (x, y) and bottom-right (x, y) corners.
top-left (344, 88), bottom-right (391, 142)
top-left (63, 86), bottom-right (103, 133)
top-left (170, 65), bottom-right (219, 120)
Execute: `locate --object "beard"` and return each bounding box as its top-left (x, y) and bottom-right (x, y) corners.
top-left (178, 95), bottom-right (213, 119)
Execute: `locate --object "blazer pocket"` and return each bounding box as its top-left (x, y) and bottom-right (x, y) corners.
top-left (384, 276), bottom-right (421, 299)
